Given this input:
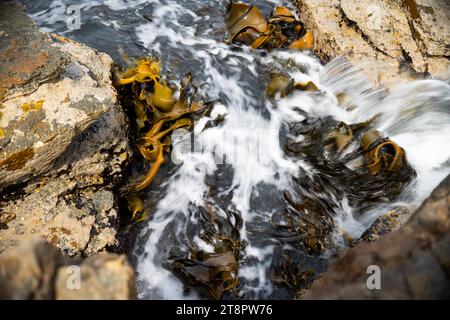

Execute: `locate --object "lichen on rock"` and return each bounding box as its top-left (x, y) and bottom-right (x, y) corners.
top-left (0, 2), bottom-right (130, 257)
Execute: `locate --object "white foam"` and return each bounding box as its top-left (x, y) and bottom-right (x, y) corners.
top-left (33, 0), bottom-right (450, 299)
top-left (132, 0), bottom-right (450, 297)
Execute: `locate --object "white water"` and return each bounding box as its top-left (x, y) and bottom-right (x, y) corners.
top-left (26, 0), bottom-right (450, 299)
top-left (130, 1), bottom-right (450, 299)
top-left (318, 59), bottom-right (450, 232)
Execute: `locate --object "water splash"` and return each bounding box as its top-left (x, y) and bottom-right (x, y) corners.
top-left (24, 0), bottom-right (450, 299)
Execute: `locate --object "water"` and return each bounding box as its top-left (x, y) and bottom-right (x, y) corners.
top-left (23, 0), bottom-right (450, 299)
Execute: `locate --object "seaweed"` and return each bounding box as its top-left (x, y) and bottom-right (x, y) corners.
top-left (283, 115), bottom-right (416, 221)
top-left (226, 2), bottom-right (314, 51)
top-left (266, 73), bottom-right (319, 99)
top-left (115, 57), bottom-right (205, 196)
top-left (171, 237), bottom-right (239, 299)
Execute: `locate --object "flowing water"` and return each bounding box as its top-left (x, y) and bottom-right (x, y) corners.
top-left (23, 0), bottom-right (450, 299)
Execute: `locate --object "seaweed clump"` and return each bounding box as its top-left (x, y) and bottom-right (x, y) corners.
top-left (171, 236), bottom-right (239, 299)
top-left (226, 1), bottom-right (314, 50)
top-left (115, 57), bottom-right (205, 195)
top-left (266, 73), bottom-right (319, 99)
top-left (276, 115), bottom-right (416, 255)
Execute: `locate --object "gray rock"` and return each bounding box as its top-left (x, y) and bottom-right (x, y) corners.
top-left (0, 2), bottom-right (130, 255)
top-left (359, 207), bottom-right (410, 242)
top-left (0, 237), bottom-right (65, 299)
top-left (294, 0), bottom-right (450, 88)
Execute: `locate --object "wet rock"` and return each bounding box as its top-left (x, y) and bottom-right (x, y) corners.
top-left (0, 3), bottom-right (130, 255)
top-left (360, 207), bottom-right (410, 242)
top-left (0, 237), bottom-right (135, 299)
top-left (294, 0), bottom-right (450, 88)
top-left (303, 174), bottom-right (450, 299)
top-left (55, 254), bottom-right (136, 300)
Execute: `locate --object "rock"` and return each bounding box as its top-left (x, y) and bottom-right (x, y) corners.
top-left (294, 0), bottom-right (450, 88)
top-left (0, 2), bottom-right (130, 255)
top-left (303, 174), bottom-right (450, 299)
top-left (0, 237), bottom-right (65, 299)
top-left (0, 237), bottom-right (136, 299)
top-left (55, 254), bottom-right (136, 300)
top-left (359, 207), bottom-right (410, 242)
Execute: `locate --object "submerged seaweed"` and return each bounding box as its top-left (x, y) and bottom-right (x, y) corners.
top-left (285, 115), bottom-right (416, 218)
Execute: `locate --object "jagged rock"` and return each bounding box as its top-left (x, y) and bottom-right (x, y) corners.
top-left (303, 174), bottom-right (450, 299)
top-left (55, 254), bottom-right (136, 300)
top-left (0, 2), bottom-right (130, 255)
top-left (0, 237), bottom-right (136, 299)
top-left (294, 0), bottom-right (450, 88)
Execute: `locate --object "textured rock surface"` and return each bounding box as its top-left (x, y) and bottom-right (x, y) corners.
top-left (295, 0), bottom-right (450, 88)
top-left (55, 254), bottom-right (136, 300)
top-left (303, 174), bottom-right (450, 299)
top-left (359, 207), bottom-right (410, 242)
top-left (0, 237), bottom-right (135, 299)
top-left (0, 2), bottom-right (130, 255)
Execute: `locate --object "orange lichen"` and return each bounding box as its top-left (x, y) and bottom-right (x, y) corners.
top-left (20, 100), bottom-right (44, 112)
top-left (0, 147), bottom-right (35, 171)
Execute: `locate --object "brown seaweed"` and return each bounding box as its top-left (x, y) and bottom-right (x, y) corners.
top-left (115, 57), bottom-right (205, 202)
top-left (361, 130), bottom-right (407, 175)
top-left (172, 237), bottom-right (239, 299)
top-left (266, 74), bottom-right (294, 98)
top-left (266, 74), bottom-right (319, 99)
top-left (226, 1), bottom-right (314, 51)
top-left (283, 115), bottom-right (416, 226)
top-left (226, 2), bottom-right (268, 43)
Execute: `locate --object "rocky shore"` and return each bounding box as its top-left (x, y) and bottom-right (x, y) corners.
top-left (293, 0), bottom-right (450, 299)
top-left (295, 0), bottom-right (450, 88)
top-left (0, 0), bottom-right (448, 299)
top-left (303, 174), bottom-right (450, 299)
top-left (0, 2), bottom-right (135, 299)
top-left (0, 237), bottom-right (135, 299)
top-left (0, 2), bottom-right (130, 256)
